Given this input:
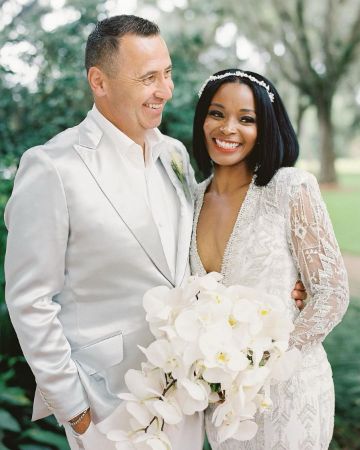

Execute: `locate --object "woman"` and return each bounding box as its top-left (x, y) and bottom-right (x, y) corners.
top-left (190, 69), bottom-right (349, 449)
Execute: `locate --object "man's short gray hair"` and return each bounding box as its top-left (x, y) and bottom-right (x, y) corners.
top-left (85, 15), bottom-right (160, 74)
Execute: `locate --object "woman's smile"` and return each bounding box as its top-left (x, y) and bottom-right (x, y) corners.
top-left (213, 138), bottom-right (242, 153)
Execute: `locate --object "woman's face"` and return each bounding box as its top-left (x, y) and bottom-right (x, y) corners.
top-left (203, 82), bottom-right (257, 169)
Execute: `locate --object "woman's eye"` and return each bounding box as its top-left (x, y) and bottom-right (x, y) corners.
top-left (208, 110), bottom-right (223, 118)
top-left (240, 116), bottom-right (256, 123)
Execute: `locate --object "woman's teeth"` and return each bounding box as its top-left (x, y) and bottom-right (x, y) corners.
top-left (215, 139), bottom-right (240, 149)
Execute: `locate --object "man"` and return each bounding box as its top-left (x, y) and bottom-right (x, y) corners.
top-left (5, 15), bottom-right (306, 449)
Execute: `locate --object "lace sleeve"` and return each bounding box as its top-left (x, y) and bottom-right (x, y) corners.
top-left (287, 173), bottom-right (349, 350)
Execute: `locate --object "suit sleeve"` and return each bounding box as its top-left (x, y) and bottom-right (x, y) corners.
top-left (4, 148), bottom-right (89, 423)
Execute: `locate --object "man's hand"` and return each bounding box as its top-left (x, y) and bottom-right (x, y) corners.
top-left (69, 408), bottom-right (91, 435)
top-left (292, 280), bottom-right (307, 311)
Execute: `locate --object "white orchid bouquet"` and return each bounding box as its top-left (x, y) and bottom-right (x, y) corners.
top-left (108, 273), bottom-right (300, 449)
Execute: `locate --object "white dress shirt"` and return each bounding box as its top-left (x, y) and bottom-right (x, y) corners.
top-left (91, 105), bottom-right (179, 279)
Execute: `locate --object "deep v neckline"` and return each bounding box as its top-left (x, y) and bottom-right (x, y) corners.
top-left (194, 175), bottom-right (256, 276)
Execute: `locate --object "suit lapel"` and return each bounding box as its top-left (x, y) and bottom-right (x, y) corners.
top-left (159, 150), bottom-right (194, 286)
top-left (74, 115), bottom-right (174, 286)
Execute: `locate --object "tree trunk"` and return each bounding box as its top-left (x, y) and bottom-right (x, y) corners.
top-left (316, 97), bottom-right (337, 184)
top-left (295, 96), bottom-right (310, 140)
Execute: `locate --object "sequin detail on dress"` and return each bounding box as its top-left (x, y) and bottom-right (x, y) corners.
top-left (190, 167), bottom-right (349, 450)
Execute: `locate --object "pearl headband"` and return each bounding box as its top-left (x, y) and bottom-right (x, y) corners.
top-left (198, 70), bottom-right (275, 103)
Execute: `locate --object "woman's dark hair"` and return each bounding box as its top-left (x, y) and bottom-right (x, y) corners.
top-left (192, 69), bottom-right (299, 186)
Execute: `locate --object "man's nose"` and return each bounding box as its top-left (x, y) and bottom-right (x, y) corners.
top-left (155, 78), bottom-right (174, 101)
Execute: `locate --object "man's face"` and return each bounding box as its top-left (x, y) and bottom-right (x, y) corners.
top-left (100, 34), bottom-right (173, 145)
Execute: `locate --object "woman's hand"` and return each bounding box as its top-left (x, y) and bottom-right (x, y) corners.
top-left (292, 280), bottom-right (307, 310)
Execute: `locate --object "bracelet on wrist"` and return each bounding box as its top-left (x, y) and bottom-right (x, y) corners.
top-left (69, 408), bottom-right (90, 427)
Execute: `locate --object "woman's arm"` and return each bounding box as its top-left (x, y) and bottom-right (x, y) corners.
top-left (287, 172), bottom-right (349, 350)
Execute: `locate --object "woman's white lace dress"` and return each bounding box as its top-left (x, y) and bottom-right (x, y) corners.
top-left (190, 167), bottom-right (349, 450)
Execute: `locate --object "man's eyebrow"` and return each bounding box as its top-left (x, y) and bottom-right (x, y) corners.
top-left (139, 65), bottom-right (172, 79)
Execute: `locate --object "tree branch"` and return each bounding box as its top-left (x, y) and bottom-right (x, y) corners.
top-left (293, 0), bottom-right (322, 90)
top-left (323, 0), bottom-right (335, 72)
top-left (268, 0), bottom-right (318, 96)
top-left (333, 4), bottom-right (360, 81)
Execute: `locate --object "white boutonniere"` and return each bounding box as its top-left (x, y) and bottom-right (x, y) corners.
top-left (170, 152), bottom-right (191, 198)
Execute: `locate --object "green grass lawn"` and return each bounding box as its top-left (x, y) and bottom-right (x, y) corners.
top-left (325, 296), bottom-right (360, 450)
top-left (321, 173), bottom-right (360, 255)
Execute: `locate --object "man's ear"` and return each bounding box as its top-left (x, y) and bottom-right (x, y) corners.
top-left (88, 66), bottom-right (107, 97)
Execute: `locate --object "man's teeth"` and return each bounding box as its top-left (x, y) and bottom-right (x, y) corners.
top-left (215, 139), bottom-right (240, 149)
top-left (146, 103), bottom-right (162, 109)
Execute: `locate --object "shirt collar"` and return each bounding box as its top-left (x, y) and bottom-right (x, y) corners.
top-left (90, 104), bottom-right (166, 168)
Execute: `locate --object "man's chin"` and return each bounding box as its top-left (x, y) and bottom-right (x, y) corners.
top-left (146, 116), bottom-right (162, 130)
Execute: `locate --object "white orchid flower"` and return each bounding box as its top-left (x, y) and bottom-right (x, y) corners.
top-left (152, 394), bottom-right (183, 425)
top-left (107, 429), bottom-right (135, 450)
top-left (202, 367), bottom-right (234, 391)
top-left (235, 366), bottom-right (270, 388)
top-left (174, 309), bottom-right (201, 342)
top-left (208, 390), bottom-right (221, 403)
top-left (122, 368), bottom-right (165, 401)
top-left (248, 336), bottom-right (273, 366)
top-left (175, 378), bottom-right (210, 415)
top-left (269, 347), bottom-right (301, 382)
top-left (126, 401), bottom-right (154, 427)
top-left (255, 392), bottom-right (273, 413)
top-left (143, 285), bottom-right (186, 338)
top-left (180, 378), bottom-right (210, 401)
top-left (199, 329), bottom-right (250, 373)
top-left (262, 312), bottom-right (295, 343)
top-left (197, 271), bottom-right (223, 290)
top-left (230, 298), bottom-right (263, 337)
top-left (107, 407), bottom-right (157, 449)
top-left (230, 419), bottom-right (259, 442)
top-left (182, 343), bottom-right (204, 369)
top-left (139, 340), bottom-right (184, 375)
top-left (133, 430), bottom-right (172, 450)
top-left (143, 285), bottom-right (174, 321)
top-left (212, 398), bottom-right (258, 442)
top-left (197, 290), bottom-right (233, 318)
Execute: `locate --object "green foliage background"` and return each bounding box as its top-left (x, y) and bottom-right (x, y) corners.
top-left (0, 1), bottom-right (359, 449)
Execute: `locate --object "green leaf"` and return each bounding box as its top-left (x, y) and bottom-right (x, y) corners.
top-left (0, 409), bottom-right (20, 432)
top-left (1, 369), bottom-right (15, 383)
top-left (209, 382), bottom-right (221, 393)
top-left (0, 387), bottom-right (31, 406)
top-left (19, 445), bottom-right (53, 450)
top-left (22, 429), bottom-right (69, 450)
top-left (0, 443), bottom-right (12, 450)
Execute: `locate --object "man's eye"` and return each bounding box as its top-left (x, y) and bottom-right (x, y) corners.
top-left (208, 110), bottom-right (223, 118)
top-left (143, 75), bottom-right (155, 85)
top-left (165, 69), bottom-right (172, 78)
